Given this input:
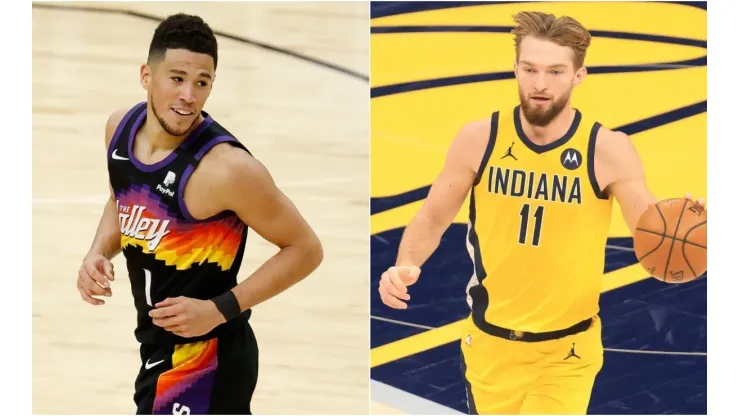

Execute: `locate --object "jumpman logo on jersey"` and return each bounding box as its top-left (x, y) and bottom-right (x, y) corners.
top-left (564, 343), bottom-right (581, 360)
top-left (501, 142), bottom-right (518, 160)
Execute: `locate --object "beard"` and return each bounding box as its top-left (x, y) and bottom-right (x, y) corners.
top-left (518, 88), bottom-right (570, 127)
top-left (149, 94), bottom-right (199, 137)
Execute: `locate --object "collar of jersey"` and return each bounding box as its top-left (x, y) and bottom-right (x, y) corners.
top-left (127, 108), bottom-right (213, 172)
top-left (513, 105), bottom-right (582, 154)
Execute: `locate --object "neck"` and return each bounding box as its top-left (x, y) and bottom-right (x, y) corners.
top-left (521, 105), bottom-right (575, 145)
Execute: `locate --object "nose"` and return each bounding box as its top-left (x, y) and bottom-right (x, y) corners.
top-left (534, 73), bottom-right (547, 92)
top-left (178, 85), bottom-right (196, 104)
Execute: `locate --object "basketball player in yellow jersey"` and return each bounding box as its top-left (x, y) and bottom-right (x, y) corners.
top-left (378, 11), bottom-right (705, 415)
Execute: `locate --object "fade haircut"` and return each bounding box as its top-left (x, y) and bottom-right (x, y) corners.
top-left (147, 13), bottom-right (218, 69)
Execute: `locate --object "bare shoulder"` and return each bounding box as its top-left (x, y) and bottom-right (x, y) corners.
top-left (181, 141), bottom-right (267, 219)
top-left (198, 142), bottom-right (273, 196)
top-left (105, 108), bottom-right (131, 140)
top-left (104, 107), bottom-right (131, 149)
top-left (594, 124), bottom-right (645, 186)
top-left (193, 141), bottom-right (301, 225)
top-left (202, 141), bottom-right (264, 175)
top-left (448, 117), bottom-right (492, 171)
top-left (594, 124), bottom-right (635, 164)
top-left (455, 118), bottom-right (491, 147)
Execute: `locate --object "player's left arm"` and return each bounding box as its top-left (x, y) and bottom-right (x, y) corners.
top-left (149, 145), bottom-right (323, 338)
top-left (216, 148), bottom-right (324, 313)
top-left (595, 127), bottom-right (704, 237)
top-left (595, 128), bottom-right (657, 236)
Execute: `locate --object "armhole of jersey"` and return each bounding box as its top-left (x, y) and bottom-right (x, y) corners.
top-left (587, 122), bottom-right (610, 200)
top-left (466, 113), bottom-right (497, 287)
top-left (473, 111), bottom-right (499, 186)
top-left (108, 102), bottom-right (146, 158)
top-left (178, 136), bottom-right (250, 222)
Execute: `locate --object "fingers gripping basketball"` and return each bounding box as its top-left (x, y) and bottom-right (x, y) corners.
top-left (634, 198), bottom-right (707, 283)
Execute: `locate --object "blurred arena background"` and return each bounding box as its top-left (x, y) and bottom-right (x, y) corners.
top-left (370, 1), bottom-right (706, 414)
top-left (32, 1), bottom-right (368, 414)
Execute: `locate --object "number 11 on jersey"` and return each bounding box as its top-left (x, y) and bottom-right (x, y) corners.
top-left (519, 204), bottom-right (544, 246)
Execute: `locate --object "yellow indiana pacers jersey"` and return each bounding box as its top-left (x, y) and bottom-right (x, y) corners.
top-left (465, 106), bottom-right (613, 333)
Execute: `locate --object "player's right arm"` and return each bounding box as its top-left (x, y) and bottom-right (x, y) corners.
top-left (77, 108), bottom-right (128, 305)
top-left (379, 120), bottom-right (490, 309)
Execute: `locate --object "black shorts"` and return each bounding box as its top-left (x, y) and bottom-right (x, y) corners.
top-left (133, 321), bottom-right (258, 415)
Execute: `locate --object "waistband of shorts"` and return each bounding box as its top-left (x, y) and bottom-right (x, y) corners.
top-left (472, 314), bottom-right (594, 342)
top-left (138, 309), bottom-right (252, 347)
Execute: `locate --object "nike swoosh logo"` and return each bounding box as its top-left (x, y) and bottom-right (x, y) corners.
top-left (145, 359), bottom-right (165, 369)
top-left (112, 149), bottom-right (129, 161)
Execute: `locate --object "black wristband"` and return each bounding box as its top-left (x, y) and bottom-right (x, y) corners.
top-left (211, 290), bottom-right (241, 322)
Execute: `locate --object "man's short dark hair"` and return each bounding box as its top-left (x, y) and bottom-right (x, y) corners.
top-left (147, 13), bottom-right (218, 69)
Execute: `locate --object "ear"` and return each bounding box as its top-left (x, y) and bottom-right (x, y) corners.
top-left (140, 63), bottom-right (152, 90)
top-left (573, 65), bottom-right (587, 87)
top-left (513, 62), bottom-right (518, 80)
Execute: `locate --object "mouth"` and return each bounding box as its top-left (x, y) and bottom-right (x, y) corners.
top-left (530, 96), bottom-right (551, 103)
top-left (171, 108), bottom-right (194, 118)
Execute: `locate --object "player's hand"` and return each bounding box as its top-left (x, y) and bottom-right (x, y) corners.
top-left (684, 193), bottom-right (706, 208)
top-left (149, 296), bottom-right (226, 338)
top-left (378, 265), bottom-right (421, 310)
top-left (77, 254), bottom-right (114, 305)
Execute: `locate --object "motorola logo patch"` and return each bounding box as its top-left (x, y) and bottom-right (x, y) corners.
top-left (560, 148), bottom-right (582, 170)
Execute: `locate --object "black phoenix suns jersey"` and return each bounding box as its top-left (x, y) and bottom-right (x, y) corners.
top-left (107, 102), bottom-right (251, 346)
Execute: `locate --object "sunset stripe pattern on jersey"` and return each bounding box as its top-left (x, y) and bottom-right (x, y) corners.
top-left (116, 184), bottom-right (245, 270)
top-left (152, 339), bottom-right (219, 414)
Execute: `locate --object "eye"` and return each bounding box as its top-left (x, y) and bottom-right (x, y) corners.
top-left (171, 77), bottom-right (183, 83)
top-left (550, 70), bottom-right (563, 75)
top-left (197, 81), bottom-right (209, 87)
top-left (524, 68), bottom-right (535, 73)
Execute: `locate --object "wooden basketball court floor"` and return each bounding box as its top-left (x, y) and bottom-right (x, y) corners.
top-left (32, 2), bottom-right (369, 414)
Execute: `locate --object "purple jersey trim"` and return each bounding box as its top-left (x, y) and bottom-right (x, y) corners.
top-left (195, 136), bottom-right (237, 160)
top-left (128, 111), bottom-right (214, 173)
top-left (108, 102), bottom-right (145, 159)
top-left (178, 136), bottom-right (240, 222)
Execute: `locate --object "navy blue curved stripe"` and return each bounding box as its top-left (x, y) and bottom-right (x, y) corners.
top-left (666, 1), bottom-right (707, 9)
top-left (618, 100), bottom-right (706, 136)
top-left (370, 100), bottom-right (707, 216)
top-left (372, 56), bottom-right (706, 98)
top-left (371, 26), bottom-right (707, 49)
top-left (371, 1), bottom-right (507, 18)
top-left (370, 1), bottom-right (706, 19)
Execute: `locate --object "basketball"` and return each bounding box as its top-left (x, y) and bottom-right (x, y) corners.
top-left (633, 198), bottom-right (707, 283)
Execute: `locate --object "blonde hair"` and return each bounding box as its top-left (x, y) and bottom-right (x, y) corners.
top-left (511, 11), bottom-right (592, 68)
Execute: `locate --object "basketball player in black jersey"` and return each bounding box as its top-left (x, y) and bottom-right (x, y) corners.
top-left (75, 14), bottom-right (323, 414)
